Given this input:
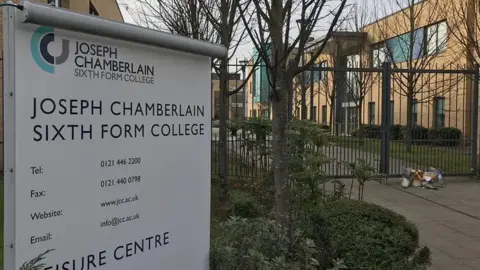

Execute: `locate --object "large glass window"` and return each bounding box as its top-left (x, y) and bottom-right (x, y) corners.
top-left (434, 97), bottom-right (446, 128)
top-left (320, 61), bottom-right (328, 81)
top-left (368, 102), bottom-right (376, 125)
top-left (386, 29), bottom-right (424, 63)
top-left (89, 1), bottom-right (99, 16)
top-left (346, 54), bottom-right (360, 101)
top-left (373, 21), bottom-right (447, 64)
top-left (390, 100), bottom-right (395, 124)
top-left (412, 99), bottom-right (418, 125)
top-left (313, 61), bottom-right (328, 82)
top-left (321, 105), bottom-right (327, 124)
top-left (427, 21), bottom-right (447, 55)
top-left (373, 43), bottom-right (387, 67)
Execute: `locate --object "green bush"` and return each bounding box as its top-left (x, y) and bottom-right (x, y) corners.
top-left (390, 124), bottom-right (403, 140)
top-left (210, 217), bottom-right (321, 270)
top-left (428, 127), bottom-right (462, 146)
top-left (401, 125), bottom-right (429, 143)
top-left (319, 124), bottom-right (331, 131)
top-left (227, 120), bottom-right (241, 136)
top-left (309, 199), bottom-right (431, 270)
top-left (351, 125), bottom-right (382, 139)
top-left (243, 117), bottom-right (272, 141)
top-left (351, 124), bottom-right (461, 146)
top-left (227, 190), bottom-right (260, 218)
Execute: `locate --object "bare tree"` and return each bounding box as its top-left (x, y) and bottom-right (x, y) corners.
top-left (440, 0), bottom-right (477, 66)
top-left (440, 0), bottom-right (478, 139)
top-left (237, 0), bottom-right (347, 224)
top-left (344, 4), bottom-right (379, 131)
top-left (124, 0), bottom-right (258, 203)
top-left (372, 0), bottom-right (461, 151)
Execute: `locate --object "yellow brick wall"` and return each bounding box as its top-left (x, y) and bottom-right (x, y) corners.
top-left (297, 0), bottom-right (472, 134)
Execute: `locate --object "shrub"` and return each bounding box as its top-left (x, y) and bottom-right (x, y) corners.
top-left (243, 117), bottom-right (272, 141)
top-left (210, 217), bottom-right (321, 270)
top-left (319, 124), bottom-right (331, 131)
top-left (401, 125), bottom-right (429, 143)
top-left (309, 199), bottom-right (431, 270)
top-left (351, 125), bottom-right (382, 139)
top-left (227, 120), bottom-right (241, 136)
top-left (390, 124), bottom-right (403, 140)
top-left (428, 127), bottom-right (462, 147)
top-left (227, 190), bottom-right (260, 218)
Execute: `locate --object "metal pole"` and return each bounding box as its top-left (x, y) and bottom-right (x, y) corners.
top-left (380, 62), bottom-right (391, 175)
top-left (242, 66), bottom-right (247, 119)
top-left (310, 68), bottom-right (314, 120)
top-left (252, 80), bottom-right (255, 117)
top-left (301, 53), bottom-right (307, 119)
top-left (287, 70), bottom-right (293, 119)
top-left (471, 64), bottom-right (479, 173)
top-left (21, 1), bottom-right (227, 58)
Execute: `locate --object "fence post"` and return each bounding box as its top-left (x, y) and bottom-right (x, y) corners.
top-left (310, 68), bottom-right (315, 120)
top-left (380, 62), bottom-right (391, 175)
top-left (471, 64), bottom-right (479, 173)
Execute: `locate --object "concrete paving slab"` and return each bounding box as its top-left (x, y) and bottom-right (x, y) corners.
top-left (339, 180), bottom-right (480, 269)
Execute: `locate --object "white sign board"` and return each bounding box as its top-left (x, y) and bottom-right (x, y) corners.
top-left (5, 17), bottom-right (211, 270)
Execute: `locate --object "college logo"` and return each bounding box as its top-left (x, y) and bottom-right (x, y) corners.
top-left (30, 26), bottom-right (69, 74)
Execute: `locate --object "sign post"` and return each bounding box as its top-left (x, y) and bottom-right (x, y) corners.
top-left (4, 2), bottom-right (226, 270)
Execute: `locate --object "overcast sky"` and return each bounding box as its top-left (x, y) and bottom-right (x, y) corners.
top-left (118, 0), bottom-right (412, 62)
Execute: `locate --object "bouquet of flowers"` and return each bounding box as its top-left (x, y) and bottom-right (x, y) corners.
top-left (401, 167), bottom-right (444, 189)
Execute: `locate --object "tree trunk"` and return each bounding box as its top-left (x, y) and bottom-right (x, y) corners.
top-left (272, 75), bottom-right (291, 225)
top-left (218, 58), bottom-right (230, 202)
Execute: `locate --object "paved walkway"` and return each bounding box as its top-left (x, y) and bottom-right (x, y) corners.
top-left (340, 179), bottom-right (480, 270)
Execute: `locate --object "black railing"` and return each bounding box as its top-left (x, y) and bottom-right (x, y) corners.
top-left (212, 63), bottom-right (480, 178)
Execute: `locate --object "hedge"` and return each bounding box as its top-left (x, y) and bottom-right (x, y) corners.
top-left (308, 199), bottom-right (431, 270)
top-left (351, 125), bottom-right (462, 146)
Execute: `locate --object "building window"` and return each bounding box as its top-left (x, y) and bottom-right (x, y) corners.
top-left (321, 105), bottom-right (327, 124)
top-left (253, 110), bottom-right (257, 117)
top-left (48, 0), bottom-right (62, 6)
top-left (372, 43), bottom-right (387, 67)
top-left (368, 102), bottom-right (375, 125)
top-left (214, 91), bottom-right (220, 110)
top-left (434, 97), bottom-right (445, 128)
top-left (390, 100), bottom-right (394, 124)
top-left (90, 1), bottom-right (99, 16)
top-left (314, 61), bottom-right (328, 82)
top-left (346, 54), bottom-right (360, 99)
top-left (426, 21), bottom-right (447, 55)
top-left (296, 109), bottom-right (300, 119)
top-left (412, 99), bottom-right (418, 125)
top-left (312, 106), bottom-right (317, 121)
top-left (386, 29), bottom-right (424, 63)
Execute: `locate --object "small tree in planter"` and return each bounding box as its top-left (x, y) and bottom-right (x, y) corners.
top-left (343, 159), bottom-right (386, 201)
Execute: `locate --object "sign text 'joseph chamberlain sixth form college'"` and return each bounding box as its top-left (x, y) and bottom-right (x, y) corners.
top-left (6, 14), bottom-right (211, 270)
top-left (31, 26), bottom-right (155, 84)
